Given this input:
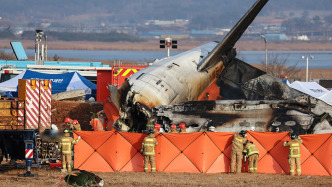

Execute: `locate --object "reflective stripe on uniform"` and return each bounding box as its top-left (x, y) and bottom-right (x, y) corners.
top-left (247, 145), bottom-right (259, 156)
top-left (233, 137), bottom-right (243, 146)
top-left (296, 169), bottom-right (301, 171)
top-left (144, 144), bottom-right (156, 146)
top-left (290, 170), bottom-right (294, 172)
top-left (145, 139), bottom-right (154, 142)
top-left (62, 151), bottom-right (71, 154)
top-left (289, 147), bottom-right (300, 157)
top-left (61, 143), bottom-right (71, 145)
top-left (144, 152), bottom-right (155, 155)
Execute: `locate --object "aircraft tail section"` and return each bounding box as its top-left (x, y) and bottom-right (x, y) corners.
top-left (197, 0), bottom-right (269, 71)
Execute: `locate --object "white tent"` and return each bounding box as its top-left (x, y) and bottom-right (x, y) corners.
top-left (318, 91), bottom-right (332, 105)
top-left (289, 81), bottom-right (328, 98)
top-left (289, 81), bottom-right (332, 105)
top-left (0, 71), bottom-right (25, 92)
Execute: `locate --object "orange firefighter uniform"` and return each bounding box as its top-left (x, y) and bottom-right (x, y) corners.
top-left (90, 118), bottom-right (105, 131)
top-left (283, 134), bottom-right (303, 176)
top-left (141, 131), bottom-right (158, 172)
top-left (179, 123), bottom-right (186, 133)
top-left (170, 124), bottom-right (177, 133)
top-left (230, 131), bottom-right (247, 173)
top-left (243, 140), bottom-right (259, 173)
top-left (59, 129), bottom-right (80, 172)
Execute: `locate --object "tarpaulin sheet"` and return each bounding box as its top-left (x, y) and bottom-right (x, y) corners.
top-left (74, 131), bottom-right (331, 175)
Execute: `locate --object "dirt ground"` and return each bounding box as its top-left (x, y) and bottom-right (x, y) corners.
top-left (51, 100), bottom-right (103, 131)
top-left (0, 167), bottom-right (331, 187)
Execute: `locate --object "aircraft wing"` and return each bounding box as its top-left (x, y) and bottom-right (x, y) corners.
top-left (197, 0), bottom-right (269, 71)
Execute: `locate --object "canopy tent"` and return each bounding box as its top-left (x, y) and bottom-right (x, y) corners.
top-left (289, 81), bottom-right (328, 98)
top-left (0, 70), bottom-right (96, 99)
top-left (288, 81), bottom-right (332, 105)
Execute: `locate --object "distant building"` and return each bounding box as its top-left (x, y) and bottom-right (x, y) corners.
top-left (264, 33), bottom-right (288, 40)
top-left (297, 35), bottom-right (310, 41)
top-left (139, 32), bottom-right (188, 39)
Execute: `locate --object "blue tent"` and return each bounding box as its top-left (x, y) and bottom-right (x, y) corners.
top-left (0, 70), bottom-right (96, 99)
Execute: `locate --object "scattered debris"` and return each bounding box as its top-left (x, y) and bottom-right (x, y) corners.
top-left (58, 170), bottom-right (104, 186)
top-left (52, 90), bottom-right (86, 101)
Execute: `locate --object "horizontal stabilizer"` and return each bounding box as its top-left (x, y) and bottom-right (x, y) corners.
top-left (197, 0), bottom-right (269, 71)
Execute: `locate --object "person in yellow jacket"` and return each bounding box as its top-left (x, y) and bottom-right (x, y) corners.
top-left (230, 130), bottom-right (247, 173)
top-left (243, 140), bottom-right (259, 173)
top-left (59, 129), bottom-right (81, 172)
top-left (72, 120), bottom-right (81, 131)
top-left (283, 133), bottom-right (303, 176)
top-left (141, 130), bottom-right (158, 172)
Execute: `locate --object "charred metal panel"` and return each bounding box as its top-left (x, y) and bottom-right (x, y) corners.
top-left (153, 99), bottom-right (331, 135)
top-left (217, 58), bottom-right (265, 99)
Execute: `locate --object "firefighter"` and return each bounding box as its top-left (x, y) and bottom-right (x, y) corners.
top-left (243, 140), bottom-right (259, 173)
top-left (170, 124), bottom-right (177, 133)
top-left (208, 126), bottom-right (216, 132)
top-left (283, 133), bottom-right (303, 176)
top-left (141, 129), bottom-right (158, 172)
top-left (146, 123), bottom-right (154, 130)
top-left (179, 123), bottom-right (186, 133)
top-left (230, 130), bottom-right (247, 173)
top-left (64, 117), bottom-right (73, 129)
top-left (72, 120), bottom-right (81, 131)
top-left (90, 111), bottom-right (107, 131)
top-left (59, 128), bottom-right (80, 172)
top-left (90, 117), bottom-right (104, 131)
top-left (153, 123), bottom-right (161, 134)
top-left (98, 111), bottom-right (108, 130)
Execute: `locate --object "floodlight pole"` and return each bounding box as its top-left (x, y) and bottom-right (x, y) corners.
top-left (165, 37), bottom-right (171, 57)
top-left (261, 35), bottom-right (268, 72)
top-left (302, 55), bottom-right (314, 82)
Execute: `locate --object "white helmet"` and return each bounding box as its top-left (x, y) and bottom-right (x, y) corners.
top-left (208, 126), bottom-right (216, 132)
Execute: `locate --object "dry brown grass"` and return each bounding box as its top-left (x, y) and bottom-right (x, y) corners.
top-left (1, 39), bottom-right (332, 51)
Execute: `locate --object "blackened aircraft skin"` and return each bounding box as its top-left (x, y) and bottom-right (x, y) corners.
top-left (153, 58), bottom-right (332, 134)
top-left (108, 0), bottom-right (332, 134)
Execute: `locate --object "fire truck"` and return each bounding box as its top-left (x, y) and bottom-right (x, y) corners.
top-left (0, 79), bottom-right (52, 176)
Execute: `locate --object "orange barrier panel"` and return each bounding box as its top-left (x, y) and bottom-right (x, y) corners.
top-left (74, 131), bottom-right (331, 175)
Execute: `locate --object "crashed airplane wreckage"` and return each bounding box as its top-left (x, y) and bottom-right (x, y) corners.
top-left (106, 0), bottom-right (332, 135)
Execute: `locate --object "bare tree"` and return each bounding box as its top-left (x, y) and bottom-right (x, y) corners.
top-left (261, 53), bottom-right (300, 81)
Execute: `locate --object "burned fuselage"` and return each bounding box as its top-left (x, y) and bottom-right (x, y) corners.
top-left (108, 0), bottom-right (270, 132)
top-left (152, 58), bottom-right (332, 135)
top-left (106, 0), bottom-right (332, 134)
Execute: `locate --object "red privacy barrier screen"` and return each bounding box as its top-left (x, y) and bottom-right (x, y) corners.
top-left (73, 131), bottom-right (332, 175)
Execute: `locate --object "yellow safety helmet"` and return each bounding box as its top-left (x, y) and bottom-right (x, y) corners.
top-left (63, 128), bottom-right (70, 133)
